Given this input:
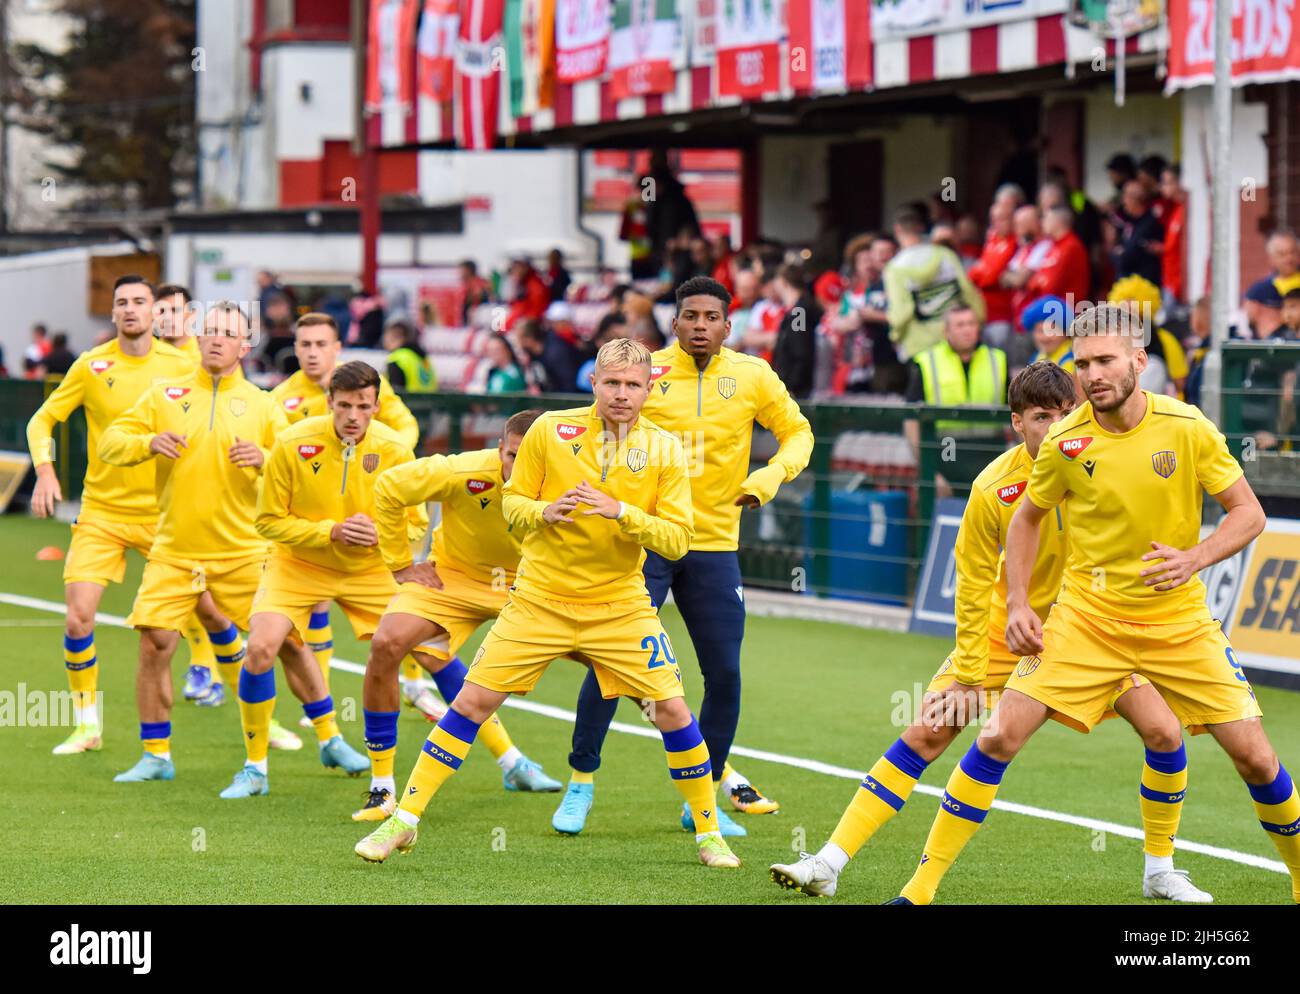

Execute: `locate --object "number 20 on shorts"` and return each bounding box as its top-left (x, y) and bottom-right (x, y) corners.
top-left (642, 632), bottom-right (677, 669)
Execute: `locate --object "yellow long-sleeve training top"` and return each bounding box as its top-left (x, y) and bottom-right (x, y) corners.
top-left (271, 369), bottom-right (421, 450)
top-left (374, 447), bottom-right (521, 584)
top-left (26, 336), bottom-right (196, 523)
top-left (950, 442), bottom-right (1067, 685)
top-left (256, 415), bottom-right (426, 574)
top-left (501, 405), bottom-right (694, 604)
top-left (642, 341), bottom-right (813, 551)
top-left (98, 367), bottom-right (288, 562)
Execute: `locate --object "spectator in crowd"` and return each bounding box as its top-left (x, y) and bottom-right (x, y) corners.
top-left (257, 269), bottom-right (295, 316)
top-left (259, 292), bottom-right (298, 372)
top-left (833, 234), bottom-right (899, 382)
top-left (539, 301), bottom-right (587, 392)
top-left (504, 257), bottom-right (551, 330)
top-left (884, 207), bottom-right (984, 359)
top-left (903, 303), bottom-right (1008, 498)
top-left (1183, 296), bottom-right (1212, 407)
top-left (459, 259), bottom-right (493, 322)
top-left (1262, 230), bottom-right (1300, 297)
top-left (930, 222), bottom-right (957, 251)
top-left (1283, 287), bottom-right (1300, 336)
top-left (1001, 204), bottom-right (1052, 332)
top-left (482, 333), bottom-right (527, 394)
top-left (545, 248), bottom-right (572, 303)
top-left (1104, 152), bottom-right (1138, 208)
top-left (575, 311), bottom-right (629, 391)
top-left (24, 323), bottom-right (51, 378)
top-left (347, 285), bottom-right (386, 347)
top-left (627, 314), bottom-right (666, 352)
top-left (1021, 295), bottom-right (1083, 400)
top-left (1025, 206), bottom-right (1090, 311)
top-left (383, 318), bottom-right (437, 392)
top-left (1107, 275), bottom-right (1189, 398)
top-left (1159, 165), bottom-right (1189, 305)
top-left (771, 263), bottom-right (822, 398)
top-left (1242, 276), bottom-right (1287, 339)
top-left (641, 150), bottom-right (701, 276)
top-left (1137, 155), bottom-right (1172, 222)
top-left (43, 333), bottom-right (76, 376)
top-left (1106, 179), bottom-right (1164, 285)
top-left (992, 181), bottom-right (1027, 214)
top-left (969, 199), bottom-right (1018, 348)
top-left (954, 214), bottom-right (983, 264)
top-left (741, 273), bottom-right (785, 359)
top-left (1042, 167), bottom-right (1105, 291)
top-left (724, 267), bottom-right (761, 348)
top-left (1238, 283), bottom-right (1299, 458)
top-left (516, 319), bottom-right (553, 394)
top-left (711, 234), bottom-right (737, 293)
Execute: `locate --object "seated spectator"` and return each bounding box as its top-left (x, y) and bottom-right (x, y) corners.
top-left (1107, 275), bottom-right (1188, 397)
top-left (832, 233), bottom-right (899, 388)
top-left (459, 259), bottom-right (493, 322)
top-left (482, 333), bottom-right (527, 393)
top-left (347, 286), bottom-right (386, 348)
top-left (968, 200), bottom-right (1018, 348)
top-left (1183, 296), bottom-right (1211, 408)
top-left (711, 234), bottom-right (737, 293)
top-left (383, 318), bottom-right (437, 392)
top-left (1159, 165), bottom-right (1189, 306)
top-left (1283, 287), bottom-right (1300, 337)
top-left (504, 257), bottom-right (550, 330)
top-left (260, 292), bottom-right (298, 372)
top-left (515, 320), bottom-right (552, 393)
top-left (1106, 180), bottom-right (1164, 286)
top-left (1262, 230), bottom-right (1300, 298)
top-left (903, 304), bottom-right (1008, 498)
top-left (1025, 205), bottom-right (1090, 321)
top-left (43, 333), bottom-right (76, 376)
top-left (725, 267), bottom-right (761, 348)
top-left (24, 323), bottom-right (51, 378)
top-left (1238, 284), bottom-right (1299, 455)
top-left (992, 181), bottom-right (1027, 214)
top-left (1021, 295), bottom-right (1084, 401)
top-left (1001, 205), bottom-right (1052, 323)
top-left (540, 301), bottom-right (587, 391)
top-left (545, 248), bottom-right (572, 303)
top-left (771, 263), bottom-right (822, 398)
top-left (742, 274), bottom-right (785, 359)
top-left (1041, 169), bottom-right (1106, 294)
top-left (575, 311), bottom-right (630, 391)
top-left (1243, 276), bottom-right (1287, 339)
top-left (954, 214), bottom-right (983, 264)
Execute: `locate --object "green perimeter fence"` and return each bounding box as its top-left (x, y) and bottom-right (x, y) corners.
top-left (4, 342), bottom-right (1297, 606)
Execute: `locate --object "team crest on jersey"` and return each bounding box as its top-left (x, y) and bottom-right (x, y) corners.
top-left (1057, 436), bottom-right (1093, 461)
top-left (229, 397), bottom-right (247, 417)
top-left (89, 359), bottom-right (114, 375)
top-left (555, 423), bottom-right (587, 441)
top-left (164, 387), bottom-right (190, 401)
top-left (297, 444), bottom-right (324, 460)
top-left (1016, 655), bottom-right (1041, 677)
top-left (1151, 450), bottom-right (1177, 479)
top-left (996, 481), bottom-right (1028, 506)
top-left (466, 479), bottom-right (494, 496)
top-left (717, 376), bottom-right (737, 399)
top-left (283, 396), bottom-right (304, 412)
top-left (626, 448), bottom-right (648, 473)
top-left (363, 453), bottom-right (380, 473)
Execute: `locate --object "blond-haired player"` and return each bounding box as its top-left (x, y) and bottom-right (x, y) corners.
top-left (356, 339), bottom-right (742, 869)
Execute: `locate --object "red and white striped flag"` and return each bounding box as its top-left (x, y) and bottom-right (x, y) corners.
top-left (367, 0), bottom-right (420, 110)
top-left (787, 0), bottom-right (871, 93)
top-left (554, 0), bottom-right (612, 83)
top-left (418, 0), bottom-right (459, 102)
top-left (455, 0), bottom-right (506, 150)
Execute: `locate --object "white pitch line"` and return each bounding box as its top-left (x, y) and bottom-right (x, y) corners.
top-left (1, 592), bottom-right (1287, 877)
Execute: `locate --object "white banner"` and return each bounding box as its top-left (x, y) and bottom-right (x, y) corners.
top-left (870, 0), bottom-right (1068, 41)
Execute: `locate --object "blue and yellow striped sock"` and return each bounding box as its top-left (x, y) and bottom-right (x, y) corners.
top-left (830, 738), bottom-right (930, 858)
top-left (306, 609), bottom-right (333, 690)
top-left (141, 720), bottom-right (171, 760)
top-left (364, 709), bottom-right (400, 785)
top-left (303, 695), bottom-right (340, 744)
top-left (662, 718), bottom-right (718, 837)
top-left (397, 708), bottom-right (481, 822)
top-left (1140, 744), bottom-right (1187, 859)
top-left (900, 741), bottom-right (1009, 905)
top-left (63, 632), bottom-right (98, 726)
top-left (1249, 763), bottom-right (1300, 903)
top-left (237, 667), bottom-right (276, 767)
top-left (209, 623), bottom-right (246, 692)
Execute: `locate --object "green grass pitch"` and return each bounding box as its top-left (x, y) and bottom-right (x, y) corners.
top-left (0, 515), bottom-right (1296, 904)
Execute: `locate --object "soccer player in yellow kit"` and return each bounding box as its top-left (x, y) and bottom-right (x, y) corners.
top-left (891, 305), bottom-right (1300, 906)
top-left (154, 282), bottom-right (227, 705)
top-left (347, 407), bottom-right (563, 822)
top-left (99, 302), bottom-right (344, 783)
top-left (558, 276), bottom-right (813, 838)
top-left (214, 361), bottom-right (417, 798)
top-left (772, 361), bottom-right (1211, 902)
top-left (270, 313), bottom-right (435, 716)
top-left (27, 275), bottom-right (195, 755)
top-left (356, 338), bottom-right (742, 869)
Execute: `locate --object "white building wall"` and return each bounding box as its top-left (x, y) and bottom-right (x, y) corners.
top-left (1080, 89), bottom-right (1180, 206)
top-left (266, 44), bottom-right (354, 162)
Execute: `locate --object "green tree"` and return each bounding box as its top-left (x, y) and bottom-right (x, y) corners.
top-left (14, 0), bottom-right (196, 213)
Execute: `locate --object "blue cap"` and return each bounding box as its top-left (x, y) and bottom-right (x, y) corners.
top-left (1020, 295), bottom-right (1072, 331)
top-left (1244, 277), bottom-right (1283, 308)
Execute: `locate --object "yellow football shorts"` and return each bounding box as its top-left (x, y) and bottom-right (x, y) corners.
top-left (251, 555), bottom-right (396, 642)
top-left (129, 554), bottom-right (266, 633)
top-left (927, 623), bottom-right (1148, 722)
top-left (1005, 602), bottom-right (1263, 734)
top-left (384, 566), bottom-right (507, 660)
top-left (466, 590), bottom-right (685, 701)
top-left (64, 517), bottom-right (155, 586)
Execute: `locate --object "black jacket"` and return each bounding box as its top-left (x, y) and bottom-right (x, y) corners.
top-left (772, 294), bottom-right (823, 399)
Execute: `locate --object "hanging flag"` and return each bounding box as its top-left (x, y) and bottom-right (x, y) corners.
top-left (418, 0), bottom-right (459, 102)
top-left (367, 0), bottom-right (420, 111)
top-left (505, 0), bottom-right (544, 118)
top-left (787, 0), bottom-right (871, 93)
top-left (554, 0), bottom-right (612, 82)
top-left (715, 0), bottom-right (782, 98)
top-left (455, 0), bottom-right (507, 149)
top-left (538, 0), bottom-right (558, 108)
top-left (1166, 0), bottom-right (1300, 92)
top-left (689, 0), bottom-right (717, 67)
top-left (609, 0), bottom-right (682, 100)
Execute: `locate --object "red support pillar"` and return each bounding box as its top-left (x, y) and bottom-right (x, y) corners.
top-left (740, 141), bottom-right (761, 245)
top-left (361, 113), bottom-right (381, 293)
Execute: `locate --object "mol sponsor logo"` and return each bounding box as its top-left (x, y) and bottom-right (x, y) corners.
top-left (1058, 436), bottom-right (1093, 461)
top-left (555, 423), bottom-right (587, 441)
top-left (996, 481), bottom-right (1028, 506)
